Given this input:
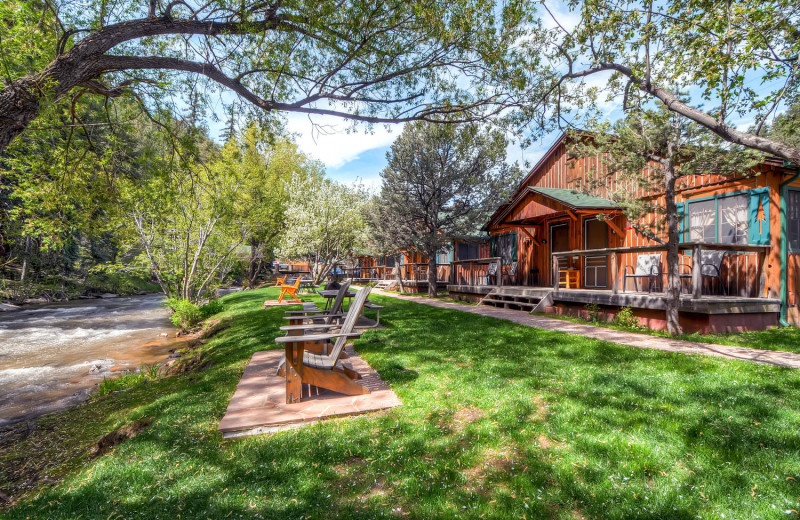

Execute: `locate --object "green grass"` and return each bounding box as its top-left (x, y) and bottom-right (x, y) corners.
top-left (2, 287), bottom-right (800, 519)
top-left (535, 310), bottom-right (800, 354)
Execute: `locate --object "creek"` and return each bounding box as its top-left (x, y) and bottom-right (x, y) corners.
top-left (0, 294), bottom-right (182, 426)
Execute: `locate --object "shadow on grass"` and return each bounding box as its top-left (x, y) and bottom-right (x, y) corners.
top-left (3, 289), bottom-right (800, 519)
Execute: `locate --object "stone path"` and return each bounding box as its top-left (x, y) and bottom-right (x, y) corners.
top-left (372, 290), bottom-right (800, 369)
top-left (218, 346), bottom-right (402, 438)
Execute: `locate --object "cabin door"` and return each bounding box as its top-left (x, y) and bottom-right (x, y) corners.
top-left (550, 223), bottom-right (570, 284)
top-left (584, 219), bottom-right (609, 288)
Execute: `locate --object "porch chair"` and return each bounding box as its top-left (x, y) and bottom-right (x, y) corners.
top-left (623, 254), bottom-right (662, 293)
top-left (275, 287), bottom-right (373, 398)
top-left (679, 250), bottom-right (727, 295)
top-left (485, 262), bottom-right (498, 285)
top-left (277, 276), bottom-right (303, 304)
top-left (502, 261), bottom-right (519, 285)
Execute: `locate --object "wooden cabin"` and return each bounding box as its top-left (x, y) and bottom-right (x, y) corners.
top-left (348, 237), bottom-right (489, 292)
top-left (448, 132), bottom-right (800, 333)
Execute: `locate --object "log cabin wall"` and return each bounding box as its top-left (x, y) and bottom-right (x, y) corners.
top-left (487, 134), bottom-right (798, 299)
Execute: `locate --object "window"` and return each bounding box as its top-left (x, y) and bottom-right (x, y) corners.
top-left (790, 190), bottom-right (800, 251)
top-left (436, 247), bottom-right (450, 265)
top-left (492, 233), bottom-right (517, 264)
top-left (718, 194), bottom-right (749, 244)
top-left (385, 256), bottom-right (396, 268)
top-left (457, 242), bottom-right (480, 260)
top-left (688, 199), bottom-right (716, 242)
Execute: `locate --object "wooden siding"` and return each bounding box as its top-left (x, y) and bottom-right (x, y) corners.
top-left (488, 134), bottom-right (797, 302)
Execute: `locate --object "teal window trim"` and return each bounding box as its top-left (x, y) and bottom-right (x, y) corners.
top-left (685, 187), bottom-right (767, 246)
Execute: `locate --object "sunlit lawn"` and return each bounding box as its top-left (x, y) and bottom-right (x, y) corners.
top-left (2, 287), bottom-right (800, 519)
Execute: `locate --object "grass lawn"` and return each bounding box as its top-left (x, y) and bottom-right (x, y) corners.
top-left (2, 287), bottom-right (800, 519)
top-left (534, 311), bottom-right (800, 354)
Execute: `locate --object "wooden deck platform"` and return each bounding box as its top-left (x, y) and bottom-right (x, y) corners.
top-left (446, 284), bottom-right (781, 332)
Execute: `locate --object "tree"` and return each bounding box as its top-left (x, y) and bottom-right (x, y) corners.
top-left (572, 106), bottom-right (761, 335)
top-left (518, 0), bottom-right (800, 164)
top-left (227, 124), bottom-right (323, 289)
top-left (0, 0), bottom-right (530, 154)
top-left (380, 121), bottom-right (519, 298)
top-left (363, 196), bottom-right (412, 292)
top-left (278, 177), bottom-right (368, 284)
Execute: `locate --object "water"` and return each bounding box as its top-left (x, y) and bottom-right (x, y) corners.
top-left (0, 294), bottom-right (182, 426)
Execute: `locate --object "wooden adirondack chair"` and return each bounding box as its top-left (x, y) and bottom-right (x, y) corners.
top-left (275, 287), bottom-right (373, 402)
top-left (277, 276), bottom-right (302, 303)
top-left (285, 281), bottom-right (351, 324)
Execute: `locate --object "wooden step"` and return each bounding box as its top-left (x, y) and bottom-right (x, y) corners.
top-left (481, 298), bottom-right (538, 309)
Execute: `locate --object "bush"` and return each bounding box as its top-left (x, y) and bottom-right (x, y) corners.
top-left (200, 299), bottom-right (224, 319)
top-left (584, 303), bottom-right (602, 323)
top-left (95, 364), bottom-right (159, 397)
top-left (164, 298), bottom-right (203, 331)
top-left (613, 306), bottom-right (642, 330)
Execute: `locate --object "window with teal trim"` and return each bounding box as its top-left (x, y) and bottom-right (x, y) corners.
top-left (685, 189), bottom-right (768, 245)
top-left (789, 190), bottom-right (800, 251)
top-left (494, 233), bottom-right (517, 264)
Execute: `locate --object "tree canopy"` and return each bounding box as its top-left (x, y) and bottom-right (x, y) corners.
top-left (518, 0), bottom-right (800, 164)
top-left (380, 120), bottom-right (519, 297)
top-left (0, 0), bottom-right (531, 153)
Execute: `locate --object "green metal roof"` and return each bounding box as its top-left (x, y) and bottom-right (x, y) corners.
top-left (528, 187), bottom-right (617, 209)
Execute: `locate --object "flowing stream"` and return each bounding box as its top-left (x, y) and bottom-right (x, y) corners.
top-left (0, 294), bottom-right (183, 426)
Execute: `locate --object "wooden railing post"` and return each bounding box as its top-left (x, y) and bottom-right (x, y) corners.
top-left (611, 252), bottom-right (619, 294)
top-left (497, 258), bottom-right (503, 287)
top-left (552, 255), bottom-right (559, 292)
top-left (692, 244), bottom-right (703, 299)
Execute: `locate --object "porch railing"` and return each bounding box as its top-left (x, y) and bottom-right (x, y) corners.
top-left (551, 242), bottom-right (770, 298)
top-left (450, 257), bottom-right (503, 287)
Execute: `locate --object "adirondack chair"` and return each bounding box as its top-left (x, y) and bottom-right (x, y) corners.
top-left (285, 281), bottom-right (351, 324)
top-left (275, 287), bottom-right (373, 401)
top-left (680, 250), bottom-right (728, 295)
top-left (623, 254), bottom-right (662, 293)
top-left (277, 276), bottom-right (303, 303)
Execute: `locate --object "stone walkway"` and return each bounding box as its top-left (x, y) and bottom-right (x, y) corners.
top-left (372, 289), bottom-right (800, 369)
top-left (218, 346), bottom-right (402, 438)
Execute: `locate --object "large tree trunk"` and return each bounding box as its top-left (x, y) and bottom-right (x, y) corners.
top-left (393, 254), bottom-right (405, 292)
top-left (663, 149), bottom-right (683, 336)
top-left (427, 252), bottom-right (438, 298)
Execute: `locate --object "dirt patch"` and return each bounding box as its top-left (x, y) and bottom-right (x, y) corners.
top-left (462, 447), bottom-right (521, 493)
top-left (164, 351), bottom-right (213, 376)
top-left (451, 406), bottom-right (484, 431)
top-left (333, 456), bottom-right (366, 476)
top-left (89, 417), bottom-right (153, 458)
top-left (530, 395), bottom-right (549, 422)
top-left (199, 317), bottom-right (232, 339)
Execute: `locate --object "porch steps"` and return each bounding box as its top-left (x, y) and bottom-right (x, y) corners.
top-left (373, 279), bottom-right (397, 291)
top-left (479, 287), bottom-right (554, 312)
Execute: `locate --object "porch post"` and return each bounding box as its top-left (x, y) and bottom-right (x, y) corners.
top-left (611, 252), bottom-right (619, 294)
top-left (692, 244), bottom-right (703, 299)
top-left (497, 259), bottom-right (503, 287)
top-left (552, 255), bottom-right (559, 292)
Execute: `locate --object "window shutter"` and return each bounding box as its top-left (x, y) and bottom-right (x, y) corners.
top-left (747, 188), bottom-right (770, 245)
top-left (511, 232), bottom-right (518, 262)
top-left (676, 202), bottom-right (685, 243)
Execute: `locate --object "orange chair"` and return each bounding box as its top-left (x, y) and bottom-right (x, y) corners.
top-left (278, 277), bottom-right (302, 304)
top-left (273, 276), bottom-right (287, 287)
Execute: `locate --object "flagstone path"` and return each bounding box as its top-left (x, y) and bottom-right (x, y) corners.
top-left (371, 289), bottom-right (800, 369)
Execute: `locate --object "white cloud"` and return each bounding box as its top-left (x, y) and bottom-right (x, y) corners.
top-left (284, 113), bottom-right (403, 169)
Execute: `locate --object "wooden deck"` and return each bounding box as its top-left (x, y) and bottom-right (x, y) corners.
top-left (447, 284), bottom-right (780, 332)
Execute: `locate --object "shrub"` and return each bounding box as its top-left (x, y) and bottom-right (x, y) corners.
top-left (95, 363), bottom-right (161, 397)
top-left (613, 306), bottom-right (642, 330)
top-left (200, 299), bottom-right (224, 319)
top-left (584, 303), bottom-right (602, 323)
top-left (164, 298), bottom-right (203, 331)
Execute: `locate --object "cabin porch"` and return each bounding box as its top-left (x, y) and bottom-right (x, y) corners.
top-left (446, 244), bottom-right (781, 333)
